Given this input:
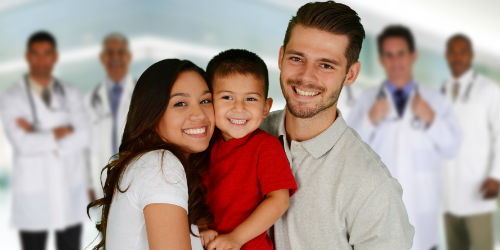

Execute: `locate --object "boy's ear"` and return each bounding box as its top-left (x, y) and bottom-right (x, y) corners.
top-left (263, 98), bottom-right (273, 118)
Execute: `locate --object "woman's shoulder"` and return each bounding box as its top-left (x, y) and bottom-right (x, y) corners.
top-left (126, 149), bottom-right (186, 183)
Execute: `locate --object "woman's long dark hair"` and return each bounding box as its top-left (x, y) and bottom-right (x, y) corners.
top-left (87, 59), bottom-right (213, 250)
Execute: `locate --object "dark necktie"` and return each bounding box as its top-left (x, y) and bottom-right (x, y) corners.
top-left (111, 84), bottom-right (122, 155)
top-left (394, 89), bottom-right (407, 117)
top-left (41, 87), bottom-right (51, 107)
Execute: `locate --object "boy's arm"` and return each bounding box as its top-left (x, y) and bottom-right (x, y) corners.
top-left (206, 189), bottom-right (290, 250)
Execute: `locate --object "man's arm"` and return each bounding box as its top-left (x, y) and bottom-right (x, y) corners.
top-left (347, 178), bottom-right (414, 250)
top-left (417, 92), bottom-right (461, 159)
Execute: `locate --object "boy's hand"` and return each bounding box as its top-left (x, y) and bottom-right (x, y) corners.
top-left (200, 229), bottom-right (218, 248)
top-left (206, 233), bottom-right (243, 250)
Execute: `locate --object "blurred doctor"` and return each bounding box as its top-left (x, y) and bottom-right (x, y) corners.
top-left (442, 34), bottom-right (500, 250)
top-left (0, 31), bottom-right (90, 250)
top-left (348, 26), bottom-right (461, 250)
top-left (85, 33), bottom-right (135, 199)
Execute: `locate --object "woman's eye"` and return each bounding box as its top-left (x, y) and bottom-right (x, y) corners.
top-left (173, 101), bottom-right (186, 107)
top-left (201, 99), bottom-right (212, 104)
top-left (246, 97), bottom-right (257, 102)
top-left (222, 96), bottom-right (233, 100)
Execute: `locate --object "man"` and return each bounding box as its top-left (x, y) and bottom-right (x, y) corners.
top-left (442, 34), bottom-right (500, 250)
top-left (85, 32), bottom-right (135, 199)
top-left (0, 31), bottom-right (90, 250)
top-left (347, 26), bottom-right (461, 250)
top-left (260, 2), bottom-right (414, 249)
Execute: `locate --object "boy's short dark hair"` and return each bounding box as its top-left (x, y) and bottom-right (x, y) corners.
top-left (377, 25), bottom-right (415, 54)
top-left (27, 31), bottom-right (57, 50)
top-left (206, 49), bottom-right (269, 98)
top-left (283, 1), bottom-right (365, 69)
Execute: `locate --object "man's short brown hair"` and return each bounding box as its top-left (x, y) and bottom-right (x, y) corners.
top-left (283, 1), bottom-right (365, 69)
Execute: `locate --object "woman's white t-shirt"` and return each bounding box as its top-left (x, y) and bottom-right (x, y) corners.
top-left (105, 150), bottom-right (203, 250)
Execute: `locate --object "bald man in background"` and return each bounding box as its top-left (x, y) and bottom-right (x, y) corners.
top-left (441, 34), bottom-right (500, 250)
top-left (86, 33), bottom-right (136, 199)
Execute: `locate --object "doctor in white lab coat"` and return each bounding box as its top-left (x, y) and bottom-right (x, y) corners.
top-left (441, 34), bottom-right (500, 250)
top-left (0, 31), bottom-right (90, 250)
top-left (85, 33), bottom-right (135, 199)
top-left (348, 26), bottom-right (461, 250)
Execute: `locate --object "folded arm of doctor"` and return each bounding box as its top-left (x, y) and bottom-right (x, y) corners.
top-left (56, 89), bottom-right (91, 155)
top-left (0, 96), bottom-right (59, 156)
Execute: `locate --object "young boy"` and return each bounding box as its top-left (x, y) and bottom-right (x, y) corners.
top-left (200, 49), bottom-right (297, 250)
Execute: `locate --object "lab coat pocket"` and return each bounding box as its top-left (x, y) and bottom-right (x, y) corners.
top-left (14, 157), bottom-right (48, 194)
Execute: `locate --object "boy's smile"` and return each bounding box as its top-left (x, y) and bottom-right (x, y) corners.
top-left (213, 73), bottom-right (272, 141)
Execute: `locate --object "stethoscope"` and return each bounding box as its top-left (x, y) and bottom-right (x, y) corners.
top-left (24, 74), bottom-right (67, 132)
top-left (376, 82), bottom-right (427, 130)
top-left (440, 73), bottom-right (477, 103)
top-left (90, 85), bottom-right (111, 121)
top-left (89, 78), bottom-right (136, 122)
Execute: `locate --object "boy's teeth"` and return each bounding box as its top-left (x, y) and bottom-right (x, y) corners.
top-left (230, 119), bottom-right (246, 125)
top-left (184, 127), bottom-right (206, 135)
top-left (295, 87), bottom-right (319, 96)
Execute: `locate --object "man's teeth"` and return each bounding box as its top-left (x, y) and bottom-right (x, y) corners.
top-left (184, 127), bottom-right (206, 135)
top-left (295, 87), bottom-right (319, 96)
top-left (230, 119), bottom-right (247, 125)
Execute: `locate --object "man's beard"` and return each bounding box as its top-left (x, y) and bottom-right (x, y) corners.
top-left (280, 75), bottom-right (342, 119)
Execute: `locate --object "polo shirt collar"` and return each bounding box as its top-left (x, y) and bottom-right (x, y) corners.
top-left (277, 109), bottom-right (348, 159)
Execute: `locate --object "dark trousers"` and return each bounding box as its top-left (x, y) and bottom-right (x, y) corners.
top-left (19, 224), bottom-right (82, 250)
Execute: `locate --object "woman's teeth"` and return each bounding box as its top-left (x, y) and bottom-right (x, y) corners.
top-left (183, 127), bottom-right (206, 135)
top-left (230, 119), bottom-right (247, 125)
top-left (295, 87), bottom-right (319, 96)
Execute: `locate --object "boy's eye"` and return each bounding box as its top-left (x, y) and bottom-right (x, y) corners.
top-left (246, 97), bottom-right (257, 102)
top-left (221, 96), bottom-right (233, 100)
top-left (200, 99), bottom-right (212, 104)
top-left (173, 101), bottom-right (186, 107)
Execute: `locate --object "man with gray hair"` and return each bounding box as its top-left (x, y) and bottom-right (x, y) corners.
top-left (85, 32), bottom-right (136, 199)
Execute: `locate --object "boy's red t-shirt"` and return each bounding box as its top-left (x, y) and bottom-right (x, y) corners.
top-left (204, 129), bottom-right (297, 250)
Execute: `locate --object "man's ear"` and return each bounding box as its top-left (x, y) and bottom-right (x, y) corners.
top-left (278, 46), bottom-right (284, 71)
top-left (343, 61), bottom-right (361, 86)
top-left (263, 98), bottom-right (273, 118)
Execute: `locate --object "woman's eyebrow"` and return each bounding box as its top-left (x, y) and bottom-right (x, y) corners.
top-left (170, 93), bottom-right (189, 98)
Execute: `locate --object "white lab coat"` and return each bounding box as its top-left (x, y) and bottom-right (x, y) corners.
top-left (85, 75), bottom-right (135, 198)
top-left (347, 83), bottom-right (461, 250)
top-left (441, 69), bottom-right (500, 216)
top-left (0, 78), bottom-right (90, 230)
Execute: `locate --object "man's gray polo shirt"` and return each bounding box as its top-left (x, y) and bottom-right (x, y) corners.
top-left (261, 109), bottom-right (414, 250)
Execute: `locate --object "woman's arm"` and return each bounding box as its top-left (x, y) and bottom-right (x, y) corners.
top-left (206, 189), bottom-right (290, 250)
top-left (144, 203), bottom-right (192, 250)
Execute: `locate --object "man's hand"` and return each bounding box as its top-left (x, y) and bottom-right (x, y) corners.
top-left (200, 229), bottom-right (218, 248)
top-left (369, 98), bottom-right (389, 125)
top-left (412, 94), bottom-right (435, 125)
top-left (206, 232), bottom-right (243, 250)
top-left (480, 178), bottom-right (499, 199)
top-left (16, 118), bottom-right (33, 132)
top-left (53, 125), bottom-right (73, 140)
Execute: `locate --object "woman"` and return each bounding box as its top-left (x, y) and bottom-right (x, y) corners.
top-left (88, 59), bottom-right (215, 250)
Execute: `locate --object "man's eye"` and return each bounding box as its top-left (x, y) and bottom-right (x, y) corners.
top-left (321, 64), bottom-right (334, 70)
top-left (222, 96), bottom-right (233, 100)
top-left (173, 102), bottom-right (186, 107)
top-left (247, 97), bottom-right (257, 102)
top-left (201, 99), bottom-right (212, 104)
top-left (290, 56), bottom-right (301, 62)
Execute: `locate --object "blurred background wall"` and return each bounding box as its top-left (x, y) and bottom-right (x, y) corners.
top-left (0, 0), bottom-right (498, 249)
